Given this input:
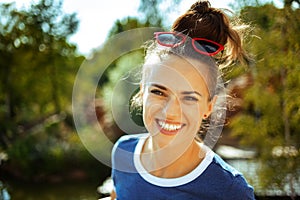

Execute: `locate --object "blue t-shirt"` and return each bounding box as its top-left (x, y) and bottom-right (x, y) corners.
top-left (111, 134), bottom-right (255, 200)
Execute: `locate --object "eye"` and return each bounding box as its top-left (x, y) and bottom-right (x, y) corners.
top-left (150, 89), bottom-right (165, 96)
top-left (183, 96), bottom-right (199, 102)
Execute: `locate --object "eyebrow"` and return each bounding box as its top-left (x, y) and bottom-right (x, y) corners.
top-left (150, 84), bottom-right (167, 91)
top-left (150, 83), bottom-right (202, 97)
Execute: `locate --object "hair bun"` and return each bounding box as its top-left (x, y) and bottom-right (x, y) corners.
top-left (189, 1), bottom-right (211, 14)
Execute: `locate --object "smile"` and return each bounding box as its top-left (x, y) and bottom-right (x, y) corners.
top-left (156, 119), bottom-right (185, 134)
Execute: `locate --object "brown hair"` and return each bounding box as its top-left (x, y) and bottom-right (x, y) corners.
top-left (171, 0), bottom-right (252, 67)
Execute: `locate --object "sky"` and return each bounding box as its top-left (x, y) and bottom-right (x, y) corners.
top-left (1, 0), bottom-right (283, 56)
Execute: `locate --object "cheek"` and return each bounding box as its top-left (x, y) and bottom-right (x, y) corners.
top-left (182, 103), bottom-right (206, 127)
top-left (183, 102), bottom-right (206, 117)
top-left (187, 109), bottom-right (202, 125)
top-left (142, 95), bottom-right (163, 122)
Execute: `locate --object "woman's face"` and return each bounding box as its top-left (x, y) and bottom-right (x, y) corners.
top-left (142, 55), bottom-right (216, 147)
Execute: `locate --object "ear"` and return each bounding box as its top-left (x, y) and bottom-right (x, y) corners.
top-left (203, 95), bottom-right (217, 119)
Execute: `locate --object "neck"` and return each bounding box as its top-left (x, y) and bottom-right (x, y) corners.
top-left (141, 136), bottom-right (204, 178)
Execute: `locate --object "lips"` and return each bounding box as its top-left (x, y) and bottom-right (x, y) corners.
top-left (156, 119), bottom-right (185, 135)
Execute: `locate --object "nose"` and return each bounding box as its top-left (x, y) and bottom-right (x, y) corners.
top-left (163, 95), bottom-right (181, 119)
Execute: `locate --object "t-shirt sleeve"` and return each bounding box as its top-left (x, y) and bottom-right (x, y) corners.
top-left (111, 134), bottom-right (139, 184)
top-left (111, 139), bottom-right (118, 186)
top-left (227, 174), bottom-right (256, 200)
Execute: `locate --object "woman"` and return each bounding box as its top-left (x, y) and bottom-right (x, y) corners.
top-left (107, 1), bottom-right (255, 199)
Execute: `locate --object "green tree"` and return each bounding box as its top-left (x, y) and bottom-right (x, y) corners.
top-left (229, 3), bottom-right (300, 197)
top-left (0, 0), bottom-right (83, 148)
top-left (0, 0), bottom-right (102, 182)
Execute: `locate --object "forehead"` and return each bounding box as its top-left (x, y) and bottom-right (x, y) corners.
top-left (144, 55), bottom-right (209, 95)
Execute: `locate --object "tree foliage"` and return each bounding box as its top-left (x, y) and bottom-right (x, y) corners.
top-left (229, 2), bottom-right (300, 196)
top-left (0, 0), bottom-right (95, 181)
top-left (0, 0), bottom-right (83, 149)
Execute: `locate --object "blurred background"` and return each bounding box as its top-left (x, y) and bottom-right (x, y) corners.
top-left (0, 0), bottom-right (299, 199)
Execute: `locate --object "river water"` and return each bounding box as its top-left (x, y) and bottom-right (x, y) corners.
top-left (1, 159), bottom-right (299, 199)
top-left (228, 159), bottom-right (300, 197)
top-left (0, 181), bottom-right (103, 200)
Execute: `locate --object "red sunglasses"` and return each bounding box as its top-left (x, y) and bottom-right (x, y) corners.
top-left (154, 32), bottom-right (224, 56)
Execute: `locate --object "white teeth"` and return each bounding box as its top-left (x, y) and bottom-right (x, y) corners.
top-left (158, 120), bottom-right (182, 131)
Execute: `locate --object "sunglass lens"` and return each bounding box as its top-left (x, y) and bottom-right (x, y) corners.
top-left (194, 40), bottom-right (219, 53)
top-left (157, 33), bottom-right (183, 46)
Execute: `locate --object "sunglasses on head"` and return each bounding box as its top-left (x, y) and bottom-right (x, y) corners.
top-left (154, 32), bottom-right (224, 56)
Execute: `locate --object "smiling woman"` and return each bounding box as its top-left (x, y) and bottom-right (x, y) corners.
top-left (107, 1), bottom-right (255, 199)
top-left (141, 55), bottom-right (215, 142)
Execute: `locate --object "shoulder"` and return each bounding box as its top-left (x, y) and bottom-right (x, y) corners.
top-left (211, 153), bottom-right (242, 177)
top-left (208, 154), bottom-right (255, 199)
top-left (112, 133), bottom-right (148, 159)
top-left (203, 151), bottom-right (243, 179)
top-left (113, 133), bottom-right (147, 152)
top-left (115, 133), bottom-right (147, 144)
top-left (111, 134), bottom-right (147, 173)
